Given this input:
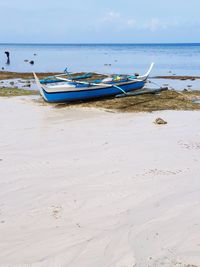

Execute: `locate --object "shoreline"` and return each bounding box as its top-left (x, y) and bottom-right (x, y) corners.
top-left (1, 71), bottom-right (200, 113)
top-left (1, 89), bottom-right (200, 113)
top-left (1, 71), bottom-right (200, 80)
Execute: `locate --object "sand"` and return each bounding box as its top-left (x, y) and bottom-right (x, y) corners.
top-left (0, 96), bottom-right (200, 267)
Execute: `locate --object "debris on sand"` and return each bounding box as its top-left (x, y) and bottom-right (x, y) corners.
top-left (64, 90), bottom-right (200, 113)
top-left (154, 118), bottom-right (167, 125)
top-left (0, 71), bottom-right (60, 80)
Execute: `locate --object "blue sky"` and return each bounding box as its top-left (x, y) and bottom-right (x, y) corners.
top-left (1, 0), bottom-right (200, 43)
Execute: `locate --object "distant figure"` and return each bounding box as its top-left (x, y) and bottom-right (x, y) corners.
top-left (5, 51), bottom-right (10, 65)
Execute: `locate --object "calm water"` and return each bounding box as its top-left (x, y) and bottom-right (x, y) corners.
top-left (0, 43), bottom-right (200, 76)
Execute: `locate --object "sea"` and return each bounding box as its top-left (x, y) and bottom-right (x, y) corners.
top-left (0, 43), bottom-right (200, 90)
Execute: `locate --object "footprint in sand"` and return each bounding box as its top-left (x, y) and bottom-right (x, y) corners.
top-left (51, 205), bottom-right (62, 219)
top-left (178, 140), bottom-right (200, 150)
top-left (141, 169), bottom-right (183, 177)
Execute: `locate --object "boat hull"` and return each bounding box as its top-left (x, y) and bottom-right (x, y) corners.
top-left (40, 80), bottom-right (145, 103)
top-left (33, 63), bottom-right (154, 103)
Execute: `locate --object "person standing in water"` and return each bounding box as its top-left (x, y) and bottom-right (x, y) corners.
top-left (5, 51), bottom-right (10, 65)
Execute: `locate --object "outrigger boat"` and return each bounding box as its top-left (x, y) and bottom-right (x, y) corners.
top-left (33, 63), bottom-right (154, 103)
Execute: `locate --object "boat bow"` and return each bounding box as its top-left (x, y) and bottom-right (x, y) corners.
top-left (136, 62), bottom-right (154, 81)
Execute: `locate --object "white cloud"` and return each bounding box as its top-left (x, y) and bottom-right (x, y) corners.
top-left (98, 12), bottom-right (177, 33)
top-left (148, 18), bottom-right (160, 31)
top-left (142, 18), bottom-right (168, 32)
top-left (126, 19), bottom-right (137, 28)
top-left (101, 11), bottom-right (121, 22)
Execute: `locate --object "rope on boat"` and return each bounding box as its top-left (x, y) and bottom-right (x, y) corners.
top-left (148, 79), bottom-right (184, 92)
top-left (147, 80), bottom-right (164, 88)
top-left (113, 84), bottom-right (128, 95)
top-left (148, 79), bottom-right (186, 98)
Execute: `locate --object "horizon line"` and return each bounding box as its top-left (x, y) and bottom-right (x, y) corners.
top-left (1, 42), bottom-right (200, 45)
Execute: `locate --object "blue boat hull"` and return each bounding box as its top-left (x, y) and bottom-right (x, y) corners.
top-left (41, 81), bottom-right (145, 103)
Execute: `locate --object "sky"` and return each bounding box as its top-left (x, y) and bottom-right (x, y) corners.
top-left (0, 0), bottom-right (200, 43)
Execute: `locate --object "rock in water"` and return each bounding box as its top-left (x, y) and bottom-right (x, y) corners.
top-left (154, 118), bottom-right (167, 125)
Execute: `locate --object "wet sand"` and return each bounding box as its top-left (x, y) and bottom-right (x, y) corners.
top-left (154, 76), bottom-right (200, 80)
top-left (0, 96), bottom-right (200, 267)
top-left (0, 71), bottom-right (59, 80)
top-left (1, 70), bottom-right (200, 80)
top-left (1, 71), bottom-right (200, 94)
top-left (1, 88), bottom-right (200, 113)
top-left (64, 90), bottom-right (200, 112)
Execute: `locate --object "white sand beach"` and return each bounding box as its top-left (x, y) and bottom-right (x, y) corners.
top-left (0, 96), bottom-right (200, 267)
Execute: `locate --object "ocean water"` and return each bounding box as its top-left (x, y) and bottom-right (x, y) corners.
top-left (0, 43), bottom-right (200, 77)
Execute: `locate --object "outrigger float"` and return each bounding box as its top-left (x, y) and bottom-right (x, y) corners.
top-left (34, 63), bottom-right (155, 103)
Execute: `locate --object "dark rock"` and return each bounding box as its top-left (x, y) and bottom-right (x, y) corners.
top-left (23, 83), bottom-right (31, 87)
top-left (29, 60), bottom-right (34, 65)
top-left (154, 118), bottom-right (167, 125)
